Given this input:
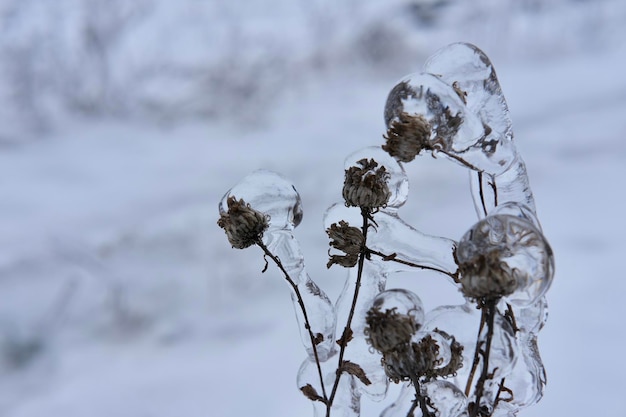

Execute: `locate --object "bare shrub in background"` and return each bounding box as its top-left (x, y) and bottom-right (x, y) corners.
top-left (0, 0), bottom-right (620, 142)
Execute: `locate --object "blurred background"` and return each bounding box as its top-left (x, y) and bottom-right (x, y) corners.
top-left (1, 0), bottom-right (625, 416)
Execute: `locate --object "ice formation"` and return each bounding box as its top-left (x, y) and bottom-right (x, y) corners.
top-left (218, 43), bottom-right (554, 417)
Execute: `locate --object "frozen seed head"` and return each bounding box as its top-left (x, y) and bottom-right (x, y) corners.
top-left (458, 249), bottom-right (518, 300)
top-left (342, 158), bottom-right (391, 209)
top-left (382, 112), bottom-right (432, 163)
top-left (365, 307), bottom-right (417, 354)
top-left (374, 332), bottom-right (444, 383)
top-left (326, 220), bottom-right (364, 268)
top-left (217, 196), bottom-right (269, 249)
top-left (381, 345), bottom-right (415, 383)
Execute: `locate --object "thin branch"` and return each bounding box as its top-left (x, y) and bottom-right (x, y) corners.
top-left (367, 249), bottom-right (460, 283)
top-left (257, 240), bottom-right (328, 403)
top-left (477, 171), bottom-right (488, 217)
top-left (465, 305), bottom-right (487, 397)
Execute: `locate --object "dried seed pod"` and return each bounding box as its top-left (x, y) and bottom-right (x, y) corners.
top-left (342, 158), bottom-right (391, 209)
top-left (457, 214), bottom-right (554, 306)
top-left (217, 196), bottom-right (269, 249)
top-left (382, 112), bottom-right (432, 162)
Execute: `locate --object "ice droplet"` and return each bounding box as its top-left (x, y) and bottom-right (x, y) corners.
top-left (384, 73), bottom-right (486, 165)
top-left (370, 289), bottom-right (425, 329)
top-left (219, 170), bottom-right (302, 231)
top-left (422, 303), bottom-right (518, 389)
top-left (423, 42), bottom-right (517, 176)
top-left (457, 214), bottom-right (554, 307)
top-left (422, 380), bottom-right (469, 417)
top-left (420, 43), bottom-right (537, 217)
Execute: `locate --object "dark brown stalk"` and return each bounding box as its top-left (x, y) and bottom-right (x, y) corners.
top-left (469, 299), bottom-right (497, 417)
top-left (477, 171), bottom-right (489, 217)
top-left (410, 377), bottom-right (435, 417)
top-left (257, 240), bottom-right (328, 403)
top-left (326, 207), bottom-right (370, 417)
top-left (465, 306), bottom-right (487, 396)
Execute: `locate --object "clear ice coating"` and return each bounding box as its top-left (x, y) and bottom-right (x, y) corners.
top-left (218, 43), bottom-right (554, 417)
top-left (456, 214), bottom-right (554, 307)
top-left (384, 42), bottom-right (537, 218)
top-left (220, 170), bottom-right (336, 360)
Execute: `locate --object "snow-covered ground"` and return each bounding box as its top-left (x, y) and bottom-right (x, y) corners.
top-left (2, 1), bottom-right (626, 416)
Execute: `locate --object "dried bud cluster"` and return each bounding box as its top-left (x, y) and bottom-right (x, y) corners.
top-left (458, 250), bottom-right (519, 300)
top-left (382, 112), bottom-right (432, 162)
top-left (217, 196), bottom-right (269, 249)
top-left (365, 307), bottom-right (462, 383)
top-left (342, 159), bottom-right (391, 209)
top-left (326, 220), bottom-right (364, 268)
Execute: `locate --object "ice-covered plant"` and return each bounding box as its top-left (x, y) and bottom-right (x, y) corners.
top-left (217, 43), bottom-right (554, 417)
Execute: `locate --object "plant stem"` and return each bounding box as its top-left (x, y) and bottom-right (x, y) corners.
top-left (477, 172), bottom-right (488, 217)
top-left (326, 207), bottom-right (370, 417)
top-left (465, 306), bottom-right (487, 397)
top-left (410, 377), bottom-right (434, 417)
top-left (469, 299), bottom-right (497, 417)
top-left (257, 240), bottom-right (328, 403)
top-left (367, 249), bottom-right (460, 283)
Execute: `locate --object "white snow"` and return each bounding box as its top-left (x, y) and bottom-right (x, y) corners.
top-left (1, 1), bottom-right (626, 416)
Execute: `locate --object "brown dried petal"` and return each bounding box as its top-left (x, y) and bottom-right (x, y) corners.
top-left (300, 384), bottom-right (326, 403)
top-left (341, 360), bottom-right (372, 386)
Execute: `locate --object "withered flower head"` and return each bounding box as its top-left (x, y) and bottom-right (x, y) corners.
top-left (342, 158), bottom-right (391, 209)
top-left (458, 250), bottom-right (518, 300)
top-left (382, 112), bottom-right (432, 163)
top-left (217, 196), bottom-right (269, 249)
top-left (326, 220), bottom-right (364, 268)
top-left (365, 307), bottom-right (417, 354)
top-left (376, 333), bottom-right (443, 383)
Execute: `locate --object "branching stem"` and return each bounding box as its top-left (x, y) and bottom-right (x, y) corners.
top-left (326, 207), bottom-right (370, 417)
top-left (256, 240), bottom-right (329, 403)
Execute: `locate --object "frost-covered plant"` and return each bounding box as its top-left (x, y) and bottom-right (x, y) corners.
top-left (217, 43), bottom-right (554, 417)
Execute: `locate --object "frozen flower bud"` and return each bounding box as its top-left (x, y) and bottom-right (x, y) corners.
top-left (365, 307), bottom-right (417, 354)
top-left (376, 333), bottom-right (443, 383)
top-left (382, 112), bottom-right (431, 162)
top-left (381, 345), bottom-right (415, 383)
top-left (410, 335), bottom-right (441, 377)
top-left (458, 250), bottom-right (518, 300)
top-left (326, 220), bottom-right (364, 268)
top-left (342, 158), bottom-right (391, 209)
top-left (217, 196), bottom-right (269, 249)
